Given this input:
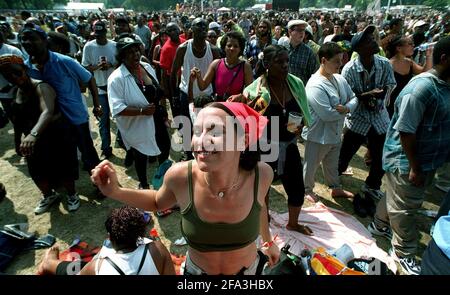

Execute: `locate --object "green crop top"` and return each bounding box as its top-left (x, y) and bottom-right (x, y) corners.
top-left (180, 161), bottom-right (262, 252)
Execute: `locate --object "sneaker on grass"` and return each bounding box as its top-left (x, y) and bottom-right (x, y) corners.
top-left (389, 248), bottom-right (421, 275)
top-left (67, 193), bottom-right (80, 212)
top-left (35, 192), bottom-right (60, 215)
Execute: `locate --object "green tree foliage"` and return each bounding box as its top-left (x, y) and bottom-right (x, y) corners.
top-left (1, 0), bottom-right (65, 9)
top-left (424, 0), bottom-right (450, 11)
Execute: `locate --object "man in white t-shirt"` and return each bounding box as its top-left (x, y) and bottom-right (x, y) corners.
top-left (0, 30), bottom-right (23, 119)
top-left (82, 20), bottom-right (117, 159)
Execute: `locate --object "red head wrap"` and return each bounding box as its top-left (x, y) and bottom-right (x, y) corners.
top-left (217, 102), bottom-right (268, 148)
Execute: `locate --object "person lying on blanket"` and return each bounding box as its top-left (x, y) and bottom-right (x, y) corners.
top-left (38, 206), bottom-right (175, 275)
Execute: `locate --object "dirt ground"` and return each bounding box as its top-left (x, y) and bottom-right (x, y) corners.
top-left (0, 98), bottom-right (445, 275)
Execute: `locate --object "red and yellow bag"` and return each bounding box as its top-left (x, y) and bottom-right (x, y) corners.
top-left (310, 247), bottom-right (365, 275)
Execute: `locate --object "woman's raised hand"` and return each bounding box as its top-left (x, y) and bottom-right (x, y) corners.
top-left (91, 160), bottom-right (120, 198)
top-left (226, 93), bottom-right (248, 103)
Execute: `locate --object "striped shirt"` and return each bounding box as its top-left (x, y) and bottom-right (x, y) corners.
top-left (341, 55), bottom-right (396, 136)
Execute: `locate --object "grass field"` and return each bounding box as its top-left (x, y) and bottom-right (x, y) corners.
top-left (0, 96), bottom-right (445, 275)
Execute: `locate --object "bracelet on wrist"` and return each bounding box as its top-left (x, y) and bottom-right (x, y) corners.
top-left (262, 234), bottom-right (278, 249)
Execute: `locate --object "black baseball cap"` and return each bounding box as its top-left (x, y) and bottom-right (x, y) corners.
top-left (93, 20), bottom-right (107, 36)
top-left (351, 25), bottom-right (375, 51)
top-left (116, 33), bottom-right (141, 52)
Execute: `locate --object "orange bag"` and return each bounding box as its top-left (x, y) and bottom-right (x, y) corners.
top-left (310, 247), bottom-right (365, 275)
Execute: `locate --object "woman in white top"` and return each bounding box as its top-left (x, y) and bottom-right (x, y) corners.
top-left (302, 42), bottom-right (358, 203)
top-left (108, 34), bottom-right (168, 189)
top-left (38, 206), bottom-right (175, 275)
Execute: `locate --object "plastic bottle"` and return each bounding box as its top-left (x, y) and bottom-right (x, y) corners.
top-left (300, 249), bottom-right (312, 275)
top-left (418, 42), bottom-right (437, 51)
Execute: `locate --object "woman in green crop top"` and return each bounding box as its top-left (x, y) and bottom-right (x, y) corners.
top-left (91, 102), bottom-right (280, 275)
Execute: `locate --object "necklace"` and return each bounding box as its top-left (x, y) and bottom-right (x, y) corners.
top-left (269, 81), bottom-right (287, 115)
top-left (204, 172), bottom-right (241, 198)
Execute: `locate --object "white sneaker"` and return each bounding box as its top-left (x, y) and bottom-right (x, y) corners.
top-left (388, 248), bottom-right (421, 275)
top-left (67, 193), bottom-right (80, 212)
top-left (361, 184), bottom-right (384, 201)
top-left (35, 193), bottom-right (60, 215)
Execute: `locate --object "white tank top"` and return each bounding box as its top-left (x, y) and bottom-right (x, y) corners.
top-left (95, 238), bottom-right (160, 275)
top-left (179, 39), bottom-right (214, 97)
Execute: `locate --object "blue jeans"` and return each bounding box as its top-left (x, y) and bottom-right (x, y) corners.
top-left (98, 94), bottom-right (111, 152)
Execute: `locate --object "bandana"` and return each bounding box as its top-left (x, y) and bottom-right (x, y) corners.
top-left (0, 54), bottom-right (24, 66)
top-left (217, 102), bottom-right (268, 148)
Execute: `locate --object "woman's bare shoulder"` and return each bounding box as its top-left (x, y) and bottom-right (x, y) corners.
top-left (164, 161), bottom-right (189, 184)
top-left (257, 162), bottom-right (274, 183)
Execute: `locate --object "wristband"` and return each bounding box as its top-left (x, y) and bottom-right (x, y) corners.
top-left (262, 234), bottom-right (278, 249)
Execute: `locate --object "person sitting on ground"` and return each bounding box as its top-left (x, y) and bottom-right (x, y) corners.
top-left (38, 205), bottom-right (175, 275)
top-left (91, 102), bottom-right (280, 275)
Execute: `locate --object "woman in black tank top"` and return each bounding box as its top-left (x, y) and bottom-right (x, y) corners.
top-left (387, 36), bottom-right (433, 117)
top-left (0, 54), bottom-right (78, 213)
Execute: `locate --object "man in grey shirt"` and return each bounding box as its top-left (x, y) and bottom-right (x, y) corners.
top-left (134, 14), bottom-right (152, 56)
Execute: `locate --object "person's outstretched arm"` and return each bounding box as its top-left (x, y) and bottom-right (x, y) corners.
top-left (91, 160), bottom-right (177, 211)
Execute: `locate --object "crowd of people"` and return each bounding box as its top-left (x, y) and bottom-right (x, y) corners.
top-left (0, 7), bottom-right (449, 275)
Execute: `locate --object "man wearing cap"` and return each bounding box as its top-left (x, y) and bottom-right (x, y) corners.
top-left (338, 25), bottom-right (396, 202)
top-left (286, 19), bottom-right (319, 85)
top-left (0, 27), bottom-right (24, 122)
top-left (208, 21), bottom-right (222, 45)
top-left (82, 20), bottom-right (117, 159)
top-left (20, 23), bottom-right (102, 179)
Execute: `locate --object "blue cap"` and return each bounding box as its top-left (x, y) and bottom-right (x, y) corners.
top-left (20, 22), bottom-right (48, 40)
